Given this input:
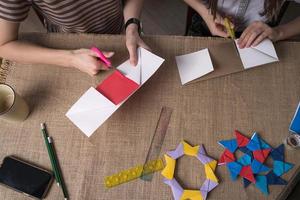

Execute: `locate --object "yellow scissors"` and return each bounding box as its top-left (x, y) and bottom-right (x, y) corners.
top-left (224, 17), bottom-right (236, 39)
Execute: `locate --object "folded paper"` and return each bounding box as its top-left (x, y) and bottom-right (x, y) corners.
top-left (290, 102), bottom-right (300, 134)
top-left (162, 141), bottom-right (219, 200)
top-left (66, 47), bottom-right (165, 137)
top-left (175, 48), bottom-right (214, 85)
top-left (235, 39), bottom-right (279, 69)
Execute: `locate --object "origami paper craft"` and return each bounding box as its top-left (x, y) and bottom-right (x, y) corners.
top-left (175, 48), bottom-right (214, 85)
top-left (235, 130), bottom-right (250, 147)
top-left (218, 139), bottom-right (238, 153)
top-left (255, 175), bottom-right (269, 195)
top-left (251, 159), bottom-right (270, 174)
top-left (218, 149), bottom-right (235, 165)
top-left (218, 130), bottom-right (294, 195)
top-left (66, 47), bottom-right (165, 137)
top-left (270, 144), bottom-right (284, 161)
top-left (253, 149), bottom-right (271, 163)
top-left (240, 166), bottom-right (256, 183)
top-left (289, 102), bottom-right (300, 134)
top-left (273, 160), bottom-right (294, 176)
top-left (235, 38), bottom-right (279, 69)
top-left (96, 70), bottom-right (139, 105)
top-left (226, 161), bottom-right (242, 181)
top-left (162, 141), bottom-right (219, 200)
top-left (237, 154), bottom-right (252, 166)
top-left (266, 171), bottom-right (287, 185)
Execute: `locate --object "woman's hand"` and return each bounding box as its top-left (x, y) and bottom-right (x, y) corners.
top-left (202, 12), bottom-right (230, 38)
top-left (238, 21), bottom-right (282, 48)
top-left (69, 48), bottom-right (114, 76)
top-left (125, 24), bottom-right (150, 66)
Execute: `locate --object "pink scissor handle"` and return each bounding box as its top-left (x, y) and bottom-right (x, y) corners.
top-left (91, 47), bottom-right (112, 68)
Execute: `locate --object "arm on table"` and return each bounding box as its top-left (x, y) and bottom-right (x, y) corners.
top-left (123, 0), bottom-right (150, 66)
top-left (183, 0), bottom-right (229, 37)
top-left (0, 19), bottom-right (114, 76)
top-left (238, 17), bottom-right (300, 48)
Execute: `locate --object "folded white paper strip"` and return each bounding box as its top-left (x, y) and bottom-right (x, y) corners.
top-left (235, 39), bottom-right (279, 69)
top-left (175, 48), bottom-right (214, 85)
top-left (66, 47), bottom-right (165, 137)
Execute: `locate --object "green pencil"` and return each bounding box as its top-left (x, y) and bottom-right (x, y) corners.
top-left (41, 123), bottom-right (69, 200)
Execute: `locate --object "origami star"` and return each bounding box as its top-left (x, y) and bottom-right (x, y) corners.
top-left (270, 144), bottom-right (285, 161)
top-left (162, 141), bottom-right (219, 200)
top-left (273, 160), bottom-right (294, 176)
top-left (218, 149), bottom-right (235, 165)
top-left (253, 148), bottom-right (271, 163)
top-left (218, 139), bottom-right (238, 153)
top-left (235, 130), bottom-right (250, 147)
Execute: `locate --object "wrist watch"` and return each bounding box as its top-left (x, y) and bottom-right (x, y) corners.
top-left (125, 18), bottom-right (143, 35)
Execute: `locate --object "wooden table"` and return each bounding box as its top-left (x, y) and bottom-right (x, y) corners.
top-left (0, 33), bottom-right (299, 200)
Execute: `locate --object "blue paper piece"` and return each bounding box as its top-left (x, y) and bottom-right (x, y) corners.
top-left (243, 178), bottom-right (252, 188)
top-left (218, 139), bottom-right (238, 153)
top-left (270, 144), bottom-right (284, 161)
top-left (251, 159), bottom-right (270, 174)
top-left (227, 161), bottom-right (242, 181)
top-left (247, 132), bottom-right (270, 151)
top-left (266, 171), bottom-right (287, 185)
top-left (255, 175), bottom-right (269, 195)
top-left (239, 147), bottom-right (253, 157)
top-left (238, 154), bottom-right (252, 166)
top-left (273, 160), bottom-right (294, 176)
top-left (290, 102), bottom-right (300, 134)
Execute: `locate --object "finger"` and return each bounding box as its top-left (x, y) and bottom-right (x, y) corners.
top-left (89, 49), bottom-right (100, 57)
top-left (102, 51), bottom-right (115, 58)
top-left (238, 24), bottom-right (254, 45)
top-left (239, 29), bottom-right (254, 48)
top-left (245, 30), bottom-right (262, 48)
top-left (215, 24), bottom-right (228, 38)
top-left (127, 44), bottom-right (138, 66)
top-left (252, 31), bottom-right (268, 46)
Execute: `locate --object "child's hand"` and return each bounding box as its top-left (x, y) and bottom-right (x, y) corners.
top-left (69, 49), bottom-right (114, 76)
top-left (238, 21), bottom-right (281, 48)
top-left (203, 12), bottom-right (230, 38)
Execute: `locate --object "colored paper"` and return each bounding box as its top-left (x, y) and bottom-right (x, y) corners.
top-left (227, 162), bottom-right (242, 181)
top-left (235, 38), bottom-right (279, 69)
top-left (251, 159), bottom-right (270, 174)
top-left (255, 175), bottom-right (269, 195)
top-left (273, 160), bottom-right (294, 176)
top-left (163, 178), bottom-right (184, 200)
top-left (237, 154), bottom-right (252, 166)
top-left (240, 166), bottom-right (256, 183)
top-left (175, 48), bottom-right (214, 85)
top-left (167, 142), bottom-right (184, 159)
top-left (161, 154), bottom-right (176, 179)
top-left (204, 163), bottom-right (218, 182)
top-left (253, 149), bottom-right (271, 163)
top-left (239, 147), bottom-right (253, 157)
top-left (247, 132), bottom-right (270, 151)
top-left (218, 139), bottom-right (238, 153)
top-left (270, 144), bottom-right (284, 161)
top-left (200, 179), bottom-right (218, 193)
top-left (289, 102), bottom-right (300, 134)
top-left (96, 70), bottom-right (139, 105)
top-left (235, 130), bottom-right (250, 147)
top-left (180, 190), bottom-right (202, 200)
top-left (218, 149), bottom-right (235, 165)
top-left (182, 141), bottom-right (199, 156)
top-left (243, 178), bottom-right (251, 188)
top-left (266, 171), bottom-right (287, 185)
top-left (66, 47), bottom-right (165, 137)
top-left (197, 145), bottom-right (214, 165)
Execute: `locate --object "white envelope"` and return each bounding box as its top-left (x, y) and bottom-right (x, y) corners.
top-left (66, 47), bottom-right (165, 137)
top-left (175, 48), bottom-right (214, 85)
top-left (235, 39), bottom-right (279, 69)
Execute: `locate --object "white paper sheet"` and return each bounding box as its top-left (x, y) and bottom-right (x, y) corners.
top-left (235, 39), bottom-right (279, 69)
top-left (175, 48), bottom-right (214, 85)
top-left (66, 47), bottom-right (165, 137)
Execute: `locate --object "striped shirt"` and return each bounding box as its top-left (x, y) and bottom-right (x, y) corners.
top-left (0, 0), bottom-right (124, 34)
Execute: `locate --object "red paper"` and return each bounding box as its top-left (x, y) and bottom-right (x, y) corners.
top-left (219, 149), bottom-right (235, 164)
top-left (253, 149), bottom-right (271, 163)
top-left (240, 166), bottom-right (256, 183)
top-left (235, 130), bottom-right (250, 147)
top-left (96, 70), bottom-right (139, 105)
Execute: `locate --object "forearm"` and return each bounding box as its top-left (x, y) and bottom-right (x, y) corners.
top-left (123, 0), bottom-right (144, 22)
top-left (0, 41), bottom-right (72, 67)
top-left (275, 16), bottom-right (300, 41)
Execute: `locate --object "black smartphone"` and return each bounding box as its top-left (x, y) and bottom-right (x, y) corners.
top-left (0, 156), bottom-right (53, 199)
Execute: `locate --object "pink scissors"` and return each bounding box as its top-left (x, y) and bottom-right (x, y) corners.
top-left (91, 47), bottom-right (112, 68)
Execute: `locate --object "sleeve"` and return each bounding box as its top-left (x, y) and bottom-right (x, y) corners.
top-left (0, 0), bottom-right (31, 22)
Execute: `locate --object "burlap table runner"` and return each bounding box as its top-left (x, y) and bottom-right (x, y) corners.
top-left (0, 33), bottom-right (299, 200)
